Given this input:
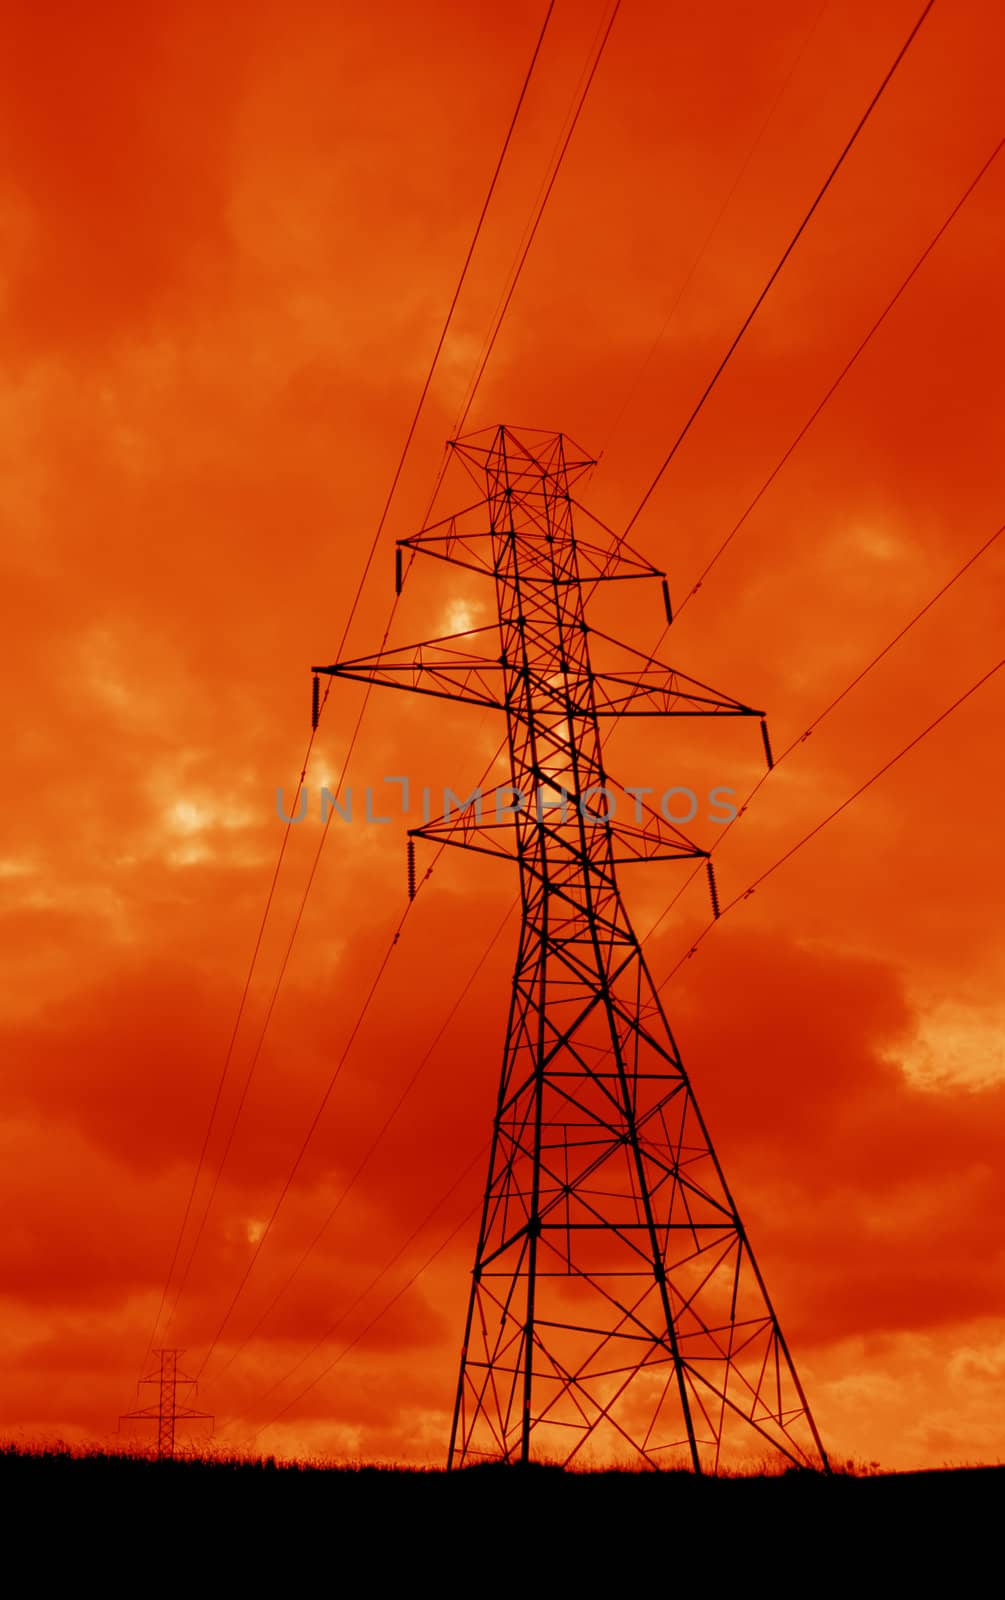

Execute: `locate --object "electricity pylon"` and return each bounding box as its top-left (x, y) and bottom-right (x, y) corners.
top-left (313, 425), bottom-right (828, 1473)
top-left (120, 1349), bottom-right (213, 1460)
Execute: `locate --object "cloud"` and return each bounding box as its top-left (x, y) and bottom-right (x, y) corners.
top-left (1, 0), bottom-right (1002, 1470)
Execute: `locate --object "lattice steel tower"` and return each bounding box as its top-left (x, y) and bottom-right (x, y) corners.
top-left (120, 1349), bottom-right (213, 1460)
top-left (313, 426), bottom-right (828, 1473)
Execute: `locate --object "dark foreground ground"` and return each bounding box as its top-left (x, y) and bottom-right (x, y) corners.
top-left (4, 1446), bottom-right (998, 1579)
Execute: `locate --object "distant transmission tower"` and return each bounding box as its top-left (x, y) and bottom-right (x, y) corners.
top-left (120, 1349), bottom-right (213, 1460)
top-left (313, 425), bottom-right (828, 1473)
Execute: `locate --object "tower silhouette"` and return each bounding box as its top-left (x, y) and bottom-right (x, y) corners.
top-left (314, 426), bottom-right (828, 1472)
top-left (120, 1349), bottom-right (213, 1460)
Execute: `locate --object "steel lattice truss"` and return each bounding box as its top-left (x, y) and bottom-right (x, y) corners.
top-left (314, 426), bottom-right (828, 1473)
top-left (120, 1349), bottom-right (213, 1460)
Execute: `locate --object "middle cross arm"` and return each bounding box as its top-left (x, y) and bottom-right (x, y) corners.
top-left (313, 626), bottom-right (506, 711)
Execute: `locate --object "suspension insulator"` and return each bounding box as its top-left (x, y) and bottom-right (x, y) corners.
top-left (407, 837), bottom-right (417, 900)
top-left (706, 858), bottom-right (721, 920)
top-left (311, 673), bottom-right (320, 731)
top-left (661, 577), bottom-right (673, 625)
top-left (760, 717), bottom-right (774, 771)
top-left (395, 546), bottom-right (403, 596)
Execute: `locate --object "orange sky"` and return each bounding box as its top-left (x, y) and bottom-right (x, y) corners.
top-left (2, 0), bottom-right (1003, 1470)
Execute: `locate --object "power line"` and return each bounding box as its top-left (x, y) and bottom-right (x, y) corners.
top-left (594, 137), bottom-right (1005, 955)
top-left (160, 618), bottom-right (403, 1339)
top-left (623, 0), bottom-right (937, 538)
top-left (198, 1), bottom-right (657, 1352)
top-left (191, 898), bottom-right (418, 1373)
top-left (244, 1195), bottom-right (482, 1443)
top-left (238, 650), bottom-right (1003, 1446)
top-left (141, 717), bottom-right (325, 1366)
top-left (172, 0), bottom-right (968, 1436)
top-left (192, 732), bottom-right (511, 1377)
top-left (207, 140), bottom-right (1004, 1413)
top-left (671, 131), bottom-right (1004, 621)
top-left (224, 508), bottom-right (1005, 1427)
top-left (223, 1151), bottom-right (487, 1438)
top-left (424, 0), bottom-right (623, 518)
top-left (645, 516), bottom-right (1005, 945)
top-left (201, 143), bottom-right (1004, 1392)
top-left (143, 4), bottom-right (555, 1352)
top-left (225, 326), bottom-right (1002, 1463)
top-left (599, 0), bottom-right (830, 456)
top-left (168, 2), bottom-right (621, 1358)
top-left (137, 0), bottom-right (992, 1472)
top-left (584, 122), bottom-right (1003, 748)
top-left (657, 655), bottom-right (1004, 986)
top-left (233, 426), bottom-right (834, 1474)
top-left (333, 0), bottom-right (556, 635)
top-left (455, 0), bottom-right (622, 430)
top-left (235, 507), bottom-right (1005, 1404)
top-left (212, 904), bottom-right (515, 1380)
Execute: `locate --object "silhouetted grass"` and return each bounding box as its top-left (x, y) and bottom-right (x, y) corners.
top-left (3, 1438), bottom-right (1000, 1493)
top-left (5, 1436), bottom-right (1001, 1580)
